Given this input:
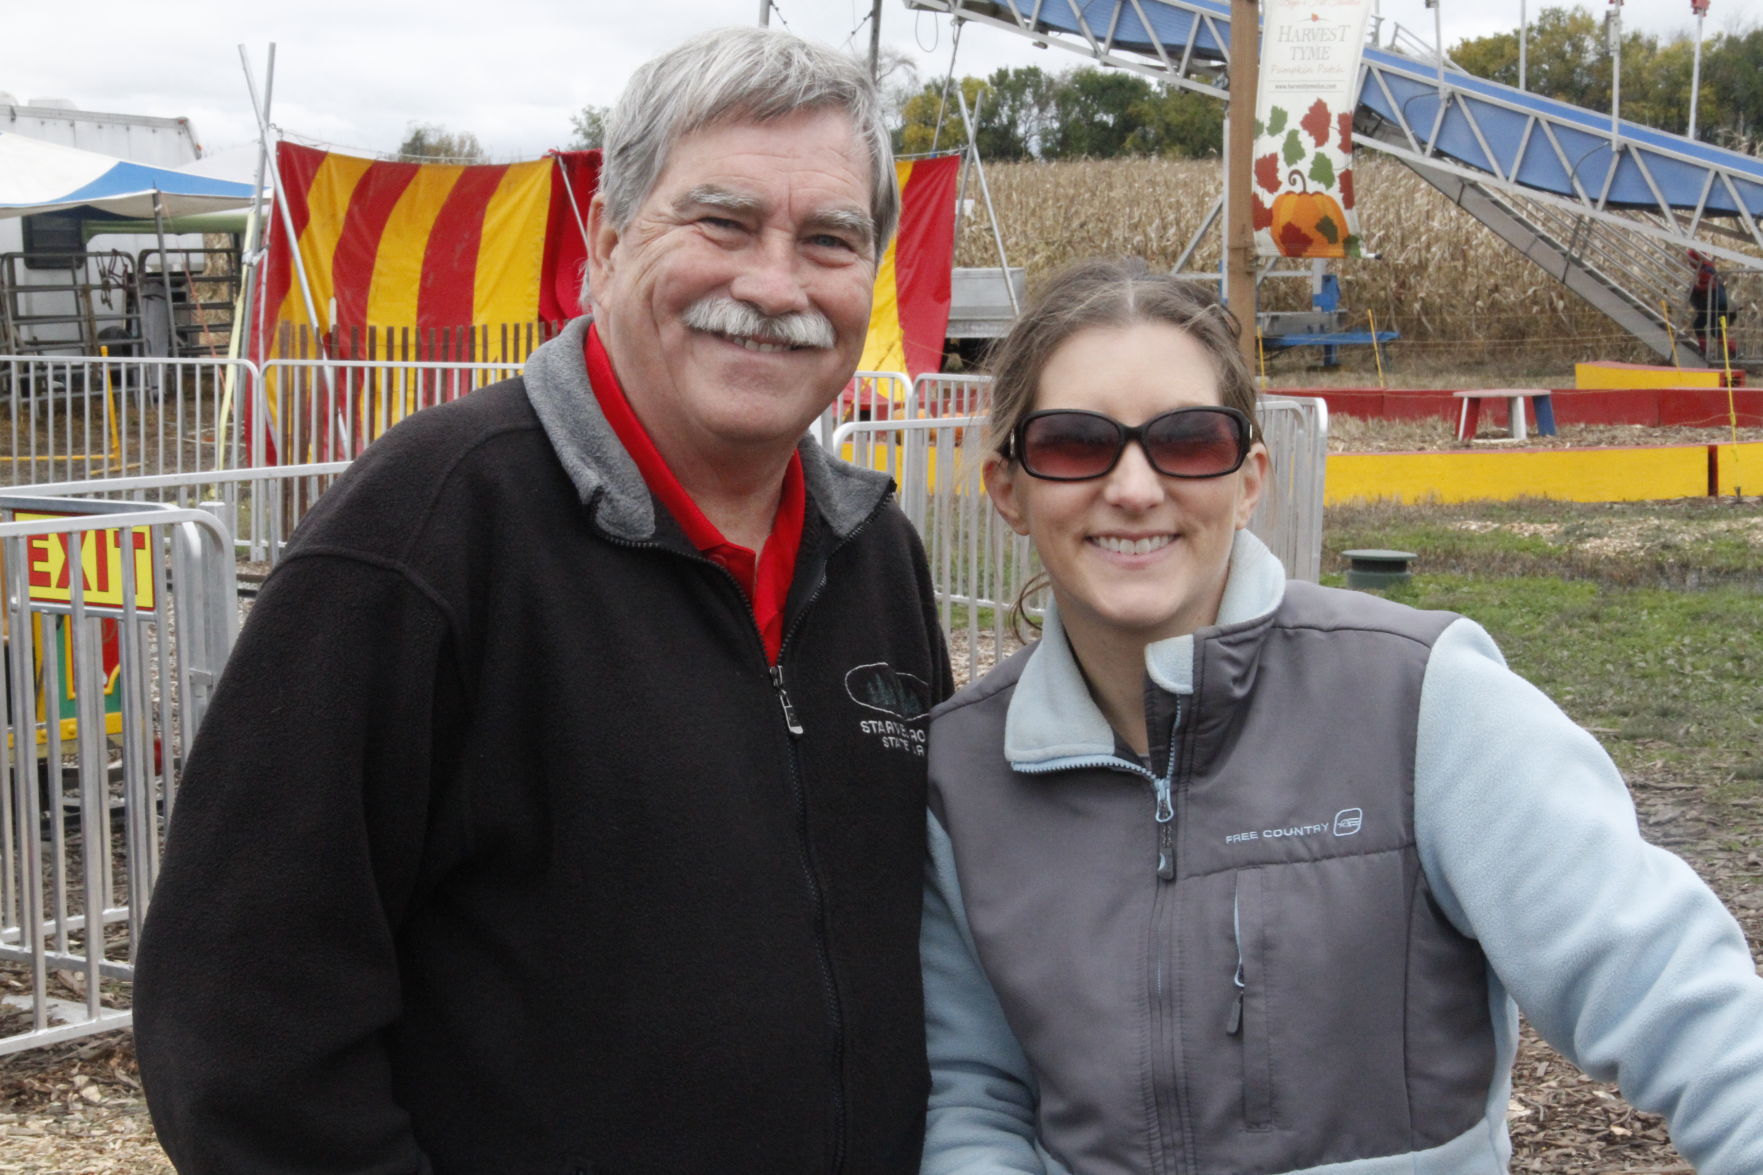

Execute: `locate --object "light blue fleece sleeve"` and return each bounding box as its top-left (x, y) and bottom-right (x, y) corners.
top-left (1416, 617), bottom-right (1763, 1175)
top-left (921, 810), bottom-right (1050, 1175)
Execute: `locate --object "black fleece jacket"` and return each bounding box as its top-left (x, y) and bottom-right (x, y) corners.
top-left (134, 319), bottom-right (953, 1174)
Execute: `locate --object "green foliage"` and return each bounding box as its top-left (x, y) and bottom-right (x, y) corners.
top-left (1048, 68), bottom-right (1159, 158)
top-left (975, 66), bottom-right (1058, 161)
top-left (568, 105), bottom-right (610, 151)
top-left (396, 122), bottom-right (487, 163)
top-left (1449, 6), bottom-right (1763, 144)
top-left (893, 65), bottom-right (1222, 161)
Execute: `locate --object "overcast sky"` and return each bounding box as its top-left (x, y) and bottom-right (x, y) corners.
top-left (0, 0), bottom-right (1729, 168)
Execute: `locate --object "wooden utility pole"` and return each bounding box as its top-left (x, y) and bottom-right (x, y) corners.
top-left (758, 0), bottom-right (769, 27)
top-left (1226, 0), bottom-right (1260, 370)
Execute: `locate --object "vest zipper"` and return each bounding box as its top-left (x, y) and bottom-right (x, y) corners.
top-left (1148, 701), bottom-right (1187, 1175)
top-left (1228, 888), bottom-right (1246, 1035)
top-left (1153, 698), bottom-right (1180, 882)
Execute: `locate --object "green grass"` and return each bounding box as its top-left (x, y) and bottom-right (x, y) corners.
top-left (1323, 498), bottom-right (1763, 810)
top-left (1326, 497), bottom-right (1763, 587)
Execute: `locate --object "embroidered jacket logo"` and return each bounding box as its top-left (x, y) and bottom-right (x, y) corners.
top-left (845, 663), bottom-right (929, 719)
top-left (846, 662), bottom-right (929, 757)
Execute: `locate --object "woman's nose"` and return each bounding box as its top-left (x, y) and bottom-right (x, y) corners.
top-left (1102, 439), bottom-right (1167, 510)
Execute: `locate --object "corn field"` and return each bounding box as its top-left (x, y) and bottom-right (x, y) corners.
top-left (953, 156), bottom-right (1761, 382)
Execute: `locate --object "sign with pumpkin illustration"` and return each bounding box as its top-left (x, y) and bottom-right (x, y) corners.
top-left (1253, 0), bottom-right (1375, 258)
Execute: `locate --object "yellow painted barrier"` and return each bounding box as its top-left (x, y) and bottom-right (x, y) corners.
top-left (1714, 442), bottom-right (1763, 497)
top-left (838, 438), bottom-right (989, 495)
top-left (1575, 362), bottom-right (1726, 390)
top-left (1326, 445), bottom-right (1711, 505)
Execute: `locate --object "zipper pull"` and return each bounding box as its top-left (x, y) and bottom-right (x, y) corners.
top-left (1157, 821), bottom-right (1176, 881)
top-left (1153, 776), bottom-right (1174, 824)
top-left (770, 665), bottom-right (804, 737)
top-left (1227, 962), bottom-right (1245, 1035)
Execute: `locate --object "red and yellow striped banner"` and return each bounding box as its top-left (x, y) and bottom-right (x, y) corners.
top-left (859, 154), bottom-right (959, 378)
top-left (251, 144), bottom-right (599, 460)
top-left (256, 144), bottom-right (569, 362)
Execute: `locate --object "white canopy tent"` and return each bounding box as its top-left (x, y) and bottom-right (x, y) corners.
top-left (0, 130), bottom-right (258, 220)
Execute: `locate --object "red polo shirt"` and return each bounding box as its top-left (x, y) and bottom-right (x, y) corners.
top-left (584, 325), bottom-right (805, 664)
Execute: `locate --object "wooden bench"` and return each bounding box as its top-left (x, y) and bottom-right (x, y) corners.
top-left (1454, 389), bottom-right (1557, 443)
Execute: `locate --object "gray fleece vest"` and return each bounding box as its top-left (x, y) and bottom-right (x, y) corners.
top-left (930, 582), bottom-right (1494, 1175)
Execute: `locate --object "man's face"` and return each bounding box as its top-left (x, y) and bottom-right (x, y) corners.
top-left (586, 108), bottom-right (878, 471)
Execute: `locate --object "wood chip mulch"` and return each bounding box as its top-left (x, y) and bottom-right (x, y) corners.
top-left (3, 607), bottom-right (1758, 1174)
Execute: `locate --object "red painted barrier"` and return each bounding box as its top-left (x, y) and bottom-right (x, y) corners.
top-left (1284, 387), bottom-right (1763, 428)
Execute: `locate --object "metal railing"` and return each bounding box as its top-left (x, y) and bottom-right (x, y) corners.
top-left (0, 499), bottom-right (236, 1055)
top-left (1, 353), bottom-right (250, 488)
top-left (1251, 395), bottom-right (1329, 583)
top-left (833, 413), bottom-right (1033, 667)
top-left (259, 357), bottom-right (522, 465)
top-left (813, 370), bottom-right (914, 448)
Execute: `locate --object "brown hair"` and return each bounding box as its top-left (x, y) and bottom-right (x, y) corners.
top-left (985, 257), bottom-right (1261, 459)
top-left (985, 258), bottom-right (1263, 638)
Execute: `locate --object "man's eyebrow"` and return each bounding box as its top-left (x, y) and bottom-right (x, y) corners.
top-left (674, 184), bottom-right (874, 246)
top-left (808, 207), bottom-right (876, 246)
top-left (675, 185), bottom-right (761, 217)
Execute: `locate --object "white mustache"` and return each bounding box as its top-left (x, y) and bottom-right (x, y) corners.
top-left (681, 296), bottom-right (836, 350)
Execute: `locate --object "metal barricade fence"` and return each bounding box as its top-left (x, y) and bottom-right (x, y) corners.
top-left (1, 354), bottom-right (252, 490)
top-left (8, 463), bottom-right (353, 565)
top-left (832, 415), bottom-right (1038, 670)
top-left (911, 371), bottom-right (992, 418)
top-left (1250, 395), bottom-right (1329, 583)
top-left (0, 499), bottom-right (236, 1055)
top-left (259, 357), bottom-right (523, 466)
top-left (812, 370), bottom-right (912, 448)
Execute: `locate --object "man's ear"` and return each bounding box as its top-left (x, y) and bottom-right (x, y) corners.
top-left (984, 453), bottom-right (1031, 537)
top-left (584, 193), bottom-right (619, 307)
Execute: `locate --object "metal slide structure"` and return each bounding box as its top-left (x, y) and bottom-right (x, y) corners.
top-left (904, 0), bottom-right (1763, 362)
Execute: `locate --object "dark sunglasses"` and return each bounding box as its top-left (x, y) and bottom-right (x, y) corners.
top-left (1004, 406), bottom-right (1254, 481)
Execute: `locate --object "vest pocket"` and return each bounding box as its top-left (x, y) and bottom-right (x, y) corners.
top-left (1232, 867), bottom-right (1275, 1131)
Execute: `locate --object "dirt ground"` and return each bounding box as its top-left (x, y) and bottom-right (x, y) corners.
top-left (2, 419), bottom-right (1759, 1171)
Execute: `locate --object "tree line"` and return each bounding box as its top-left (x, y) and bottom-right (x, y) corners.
top-left (1450, 7), bottom-right (1762, 148)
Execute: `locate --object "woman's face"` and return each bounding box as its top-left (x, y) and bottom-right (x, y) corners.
top-left (985, 321), bottom-right (1267, 651)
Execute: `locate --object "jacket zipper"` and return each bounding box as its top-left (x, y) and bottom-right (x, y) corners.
top-left (770, 503), bottom-right (888, 1175)
top-left (597, 496), bottom-right (890, 1174)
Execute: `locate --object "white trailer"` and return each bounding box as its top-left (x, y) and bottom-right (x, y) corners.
top-left (0, 96), bottom-right (234, 356)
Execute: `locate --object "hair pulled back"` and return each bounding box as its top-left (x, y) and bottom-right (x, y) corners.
top-left (985, 258), bottom-right (1260, 459)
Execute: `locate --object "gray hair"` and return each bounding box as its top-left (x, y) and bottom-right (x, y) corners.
top-left (600, 27), bottom-right (898, 261)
